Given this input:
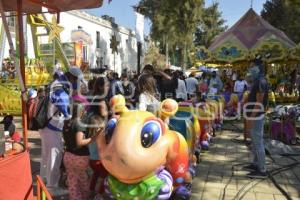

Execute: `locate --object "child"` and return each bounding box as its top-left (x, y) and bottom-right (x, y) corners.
top-left (0, 115), bottom-right (21, 143)
top-left (63, 101), bottom-right (102, 200)
top-left (87, 115), bottom-right (108, 195)
top-left (0, 115), bottom-right (23, 153)
top-left (225, 94), bottom-right (239, 117)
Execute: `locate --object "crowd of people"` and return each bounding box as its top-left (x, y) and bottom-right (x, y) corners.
top-left (25, 61), bottom-right (300, 200)
top-left (27, 64), bottom-right (229, 199)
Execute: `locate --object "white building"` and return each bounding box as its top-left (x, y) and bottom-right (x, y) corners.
top-left (0, 10), bottom-right (140, 75)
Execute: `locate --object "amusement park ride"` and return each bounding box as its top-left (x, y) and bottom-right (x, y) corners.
top-left (0, 13), bottom-right (77, 115)
top-left (0, 1), bottom-right (104, 199)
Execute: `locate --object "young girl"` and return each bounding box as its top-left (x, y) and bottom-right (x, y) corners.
top-left (90, 77), bottom-right (110, 119)
top-left (87, 115), bottom-right (108, 195)
top-left (63, 101), bottom-right (102, 200)
top-left (137, 74), bottom-right (160, 114)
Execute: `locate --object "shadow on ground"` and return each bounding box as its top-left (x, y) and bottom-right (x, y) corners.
top-left (191, 121), bottom-right (300, 200)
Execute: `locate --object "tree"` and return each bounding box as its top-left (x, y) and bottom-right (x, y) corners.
top-left (261, 0), bottom-right (300, 44)
top-left (143, 41), bottom-right (166, 69)
top-left (286, 0), bottom-right (300, 10)
top-left (137, 0), bottom-right (204, 69)
top-left (194, 2), bottom-right (227, 47)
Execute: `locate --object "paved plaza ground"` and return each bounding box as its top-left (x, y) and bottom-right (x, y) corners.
top-left (16, 118), bottom-right (300, 200)
top-left (191, 122), bottom-right (300, 200)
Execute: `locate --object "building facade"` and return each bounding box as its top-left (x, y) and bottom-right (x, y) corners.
top-left (0, 10), bottom-right (139, 75)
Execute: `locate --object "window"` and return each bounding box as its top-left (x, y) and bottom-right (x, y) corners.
top-left (7, 17), bottom-right (15, 30)
top-left (83, 45), bottom-right (88, 62)
top-left (96, 57), bottom-right (103, 67)
top-left (96, 31), bottom-right (100, 49)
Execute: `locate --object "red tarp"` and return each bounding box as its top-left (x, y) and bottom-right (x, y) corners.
top-left (1, 0), bottom-right (103, 13)
top-left (0, 151), bottom-right (34, 200)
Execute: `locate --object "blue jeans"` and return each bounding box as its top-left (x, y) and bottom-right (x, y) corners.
top-left (250, 116), bottom-right (266, 172)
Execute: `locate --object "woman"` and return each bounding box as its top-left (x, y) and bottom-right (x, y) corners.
top-left (90, 77), bottom-right (110, 119)
top-left (198, 72), bottom-right (209, 98)
top-left (63, 101), bottom-right (102, 200)
top-left (138, 74), bottom-right (160, 114)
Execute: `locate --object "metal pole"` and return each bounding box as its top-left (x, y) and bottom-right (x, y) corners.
top-left (17, 0), bottom-right (28, 149)
top-left (166, 42), bottom-right (169, 67)
top-left (53, 38), bottom-right (55, 67)
top-left (137, 41), bottom-right (141, 75)
top-left (0, 0), bottom-right (28, 148)
top-left (113, 52), bottom-right (115, 72)
top-left (0, 3), bottom-right (26, 93)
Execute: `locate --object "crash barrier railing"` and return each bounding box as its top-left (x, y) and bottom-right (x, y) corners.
top-left (36, 175), bottom-right (53, 200)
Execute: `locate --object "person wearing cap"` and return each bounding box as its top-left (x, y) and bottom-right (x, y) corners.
top-left (243, 60), bottom-right (269, 179)
top-left (39, 66), bottom-right (84, 188)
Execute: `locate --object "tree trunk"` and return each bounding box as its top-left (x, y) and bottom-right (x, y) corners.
top-left (166, 42), bottom-right (169, 68)
top-left (183, 43), bottom-right (187, 70)
top-left (165, 36), bottom-right (169, 68)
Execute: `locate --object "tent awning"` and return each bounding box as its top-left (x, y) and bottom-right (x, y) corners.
top-left (1, 0), bottom-right (103, 13)
top-left (194, 8), bottom-right (300, 64)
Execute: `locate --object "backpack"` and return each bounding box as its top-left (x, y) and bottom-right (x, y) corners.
top-left (28, 87), bottom-right (62, 131)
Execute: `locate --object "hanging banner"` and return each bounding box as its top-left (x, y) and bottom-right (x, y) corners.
top-left (135, 12), bottom-right (144, 43)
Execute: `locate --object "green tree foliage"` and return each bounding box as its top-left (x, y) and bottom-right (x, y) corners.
top-left (261, 0), bottom-right (300, 44)
top-left (137, 0), bottom-right (204, 68)
top-left (286, 0), bottom-right (300, 10)
top-left (194, 2), bottom-right (227, 47)
top-left (143, 41), bottom-right (166, 69)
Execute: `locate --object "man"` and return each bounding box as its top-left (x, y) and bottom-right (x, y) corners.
top-left (160, 69), bottom-right (177, 100)
top-left (234, 75), bottom-right (247, 101)
top-left (107, 71), bottom-right (124, 99)
top-left (244, 60), bottom-right (269, 179)
top-left (232, 70), bottom-right (237, 82)
top-left (185, 72), bottom-right (199, 99)
top-left (39, 66), bottom-right (84, 188)
top-left (208, 71), bottom-right (223, 95)
top-left (140, 64), bottom-right (173, 98)
top-left (121, 73), bottom-right (135, 99)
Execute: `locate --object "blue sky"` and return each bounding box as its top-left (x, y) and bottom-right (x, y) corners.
top-left (85, 0), bottom-right (267, 35)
